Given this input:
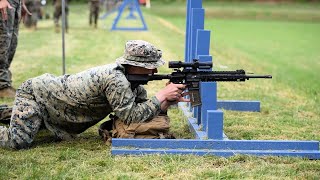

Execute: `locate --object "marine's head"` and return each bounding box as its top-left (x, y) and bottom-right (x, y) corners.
top-left (116, 40), bottom-right (165, 70)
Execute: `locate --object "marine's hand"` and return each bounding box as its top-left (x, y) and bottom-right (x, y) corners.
top-left (160, 93), bottom-right (190, 111)
top-left (0, 0), bottom-right (13, 21)
top-left (155, 83), bottom-right (186, 103)
top-left (21, 0), bottom-right (32, 23)
top-left (176, 92), bottom-right (190, 103)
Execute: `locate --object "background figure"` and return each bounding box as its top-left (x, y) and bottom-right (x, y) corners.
top-left (24, 0), bottom-right (42, 30)
top-left (89, 0), bottom-right (100, 28)
top-left (105, 0), bottom-right (121, 12)
top-left (105, 0), bottom-right (115, 12)
top-left (0, 0), bottom-right (31, 98)
top-left (53, 0), bottom-right (69, 33)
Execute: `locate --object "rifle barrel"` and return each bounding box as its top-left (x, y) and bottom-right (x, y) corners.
top-left (246, 75), bottom-right (272, 79)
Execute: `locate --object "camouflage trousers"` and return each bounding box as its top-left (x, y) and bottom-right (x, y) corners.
top-left (24, 0), bottom-right (40, 28)
top-left (0, 0), bottom-right (21, 89)
top-left (53, 5), bottom-right (69, 30)
top-left (0, 80), bottom-right (44, 149)
top-left (89, 1), bottom-right (100, 26)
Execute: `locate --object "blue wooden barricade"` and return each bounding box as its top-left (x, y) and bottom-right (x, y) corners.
top-left (100, 0), bottom-right (148, 31)
top-left (111, 0), bottom-right (320, 159)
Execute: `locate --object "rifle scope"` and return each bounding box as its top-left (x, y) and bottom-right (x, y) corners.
top-left (169, 60), bottom-right (212, 69)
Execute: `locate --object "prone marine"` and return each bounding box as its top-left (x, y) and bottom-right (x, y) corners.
top-left (0, 40), bottom-right (188, 149)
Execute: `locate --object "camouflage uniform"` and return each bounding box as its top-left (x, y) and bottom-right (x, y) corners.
top-left (53, 0), bottom-right (69, 32)
top-left (89, 0), bottom-right (100, 28)
top-left (0, 0), bottom-right (21, 90)
top-left (24, 0), bottom-right (41, 29)
top-left (0, 40), bottom-right (164, 149)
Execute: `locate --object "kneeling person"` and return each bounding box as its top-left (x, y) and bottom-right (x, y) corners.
top-left (0, 40), bottom-right (188, 149)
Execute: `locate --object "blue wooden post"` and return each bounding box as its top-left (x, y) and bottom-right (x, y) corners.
top-left (190, 8), bottom-right (204, 61)
top-left (185, 0), bottom-right (202, 62)
top-left (184, 0), bottom-right (191, 61)
top-left (195, 30), bottom-right (214, 126)
top-left (110, 0), bottom-right (148, 31)
top-left (200, 82), bottom-right (217, 131)
top-left (187, 4), bottom-right (204, 113)
top-left (207, 110), bottom-right (224, 139)
top-left (196, 30), bottom-right (211, 57)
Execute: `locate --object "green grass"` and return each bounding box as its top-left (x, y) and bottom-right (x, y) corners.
top-left (0, 2), bottom-right (319, 179)
top-left (151, 1), bottom-right (320, 21)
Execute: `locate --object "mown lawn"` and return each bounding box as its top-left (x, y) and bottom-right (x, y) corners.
top-left (0, 2), bottom-right (319, 179)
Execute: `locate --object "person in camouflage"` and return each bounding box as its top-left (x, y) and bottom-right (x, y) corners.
top-left (53, 0), bottom-right (69, 33)
top-left (24, 0), bottom-right (41, 29)
top-left (105, 0), bottom-right (120, 12)
top-left (89, 0), bottom-right (100, 28)
top-left (0, 40), bottom-right (188, 149)
top-left (0, 0), bottom-right (31, 98)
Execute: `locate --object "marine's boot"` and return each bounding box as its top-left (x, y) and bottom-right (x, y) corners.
top-left (0, 87), bottom-right (16, 98)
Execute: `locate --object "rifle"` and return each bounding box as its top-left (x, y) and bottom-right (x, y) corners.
top-left (127, 59), bottom-right (272, 107)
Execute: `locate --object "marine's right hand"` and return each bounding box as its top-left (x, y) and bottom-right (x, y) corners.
top-left (155, 83), bottom-right (186, 103)
top-left (0, 0), bottom-right (12, 21)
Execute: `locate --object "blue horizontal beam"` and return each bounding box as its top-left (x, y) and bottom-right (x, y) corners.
top-left (187, 117), bottom-right (206, 139)
top-left (111, 27), bottom-right (148, 31)
top-left (187, 115), bottom-right (229, 140)
top-left (100, 8), bottom-right (118, 19)
top-left (112, 139), bottom-right (319, 151)
top-left (217, 100), bottom-right (261, 112)
top-left (111, 148), bottom-right (320, 159)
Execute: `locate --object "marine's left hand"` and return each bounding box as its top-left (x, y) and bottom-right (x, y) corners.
top-left (160, 92), bottom-right (190, 111)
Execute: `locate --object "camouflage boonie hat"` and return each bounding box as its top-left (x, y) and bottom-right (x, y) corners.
top-left (116, 40), bottom-right (165, 69)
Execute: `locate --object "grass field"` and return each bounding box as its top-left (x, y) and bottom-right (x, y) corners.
top-left (0, 1), bottom-right (319, 179)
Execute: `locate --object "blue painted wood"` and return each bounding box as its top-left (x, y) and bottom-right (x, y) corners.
top-left (192, 106), bottom-right (201, 125)
top-left (187, 117), bottom-right (207, 139)
top-left (200, 82), bottom-right (217, 131)
top-left (111, 148), bottom-right (320, 159)
top-left (195, 30), bottom-right (213, 124)
top-left (126, 2), bottom-right (137, 19)
top-left (179, 103), bottom-right (205, 139)
top-left (197, 55), bottom-right (212, 62)
top-left (207, 110), bottom-right (224, 140)
top-left (111, 0), bottom-right (147, 31)
top-left (100, 8), bottom-right (118, 19)
top-left (181, 102), bottom-right (225, 140)
top-left (196, 30), bottom-right (211, 57)
top-left (111, 27), bottom-right (147, 31)
top-left (190, 8), bottom-right (204, 61)
top-left (184, 0), bottom-right (191, 61)
top-left (185, 0), bottom-right (202, 62)
top-left (112, 139), bottom-right (320, 151)
top-left (217, 100), bottom-right (261, 112)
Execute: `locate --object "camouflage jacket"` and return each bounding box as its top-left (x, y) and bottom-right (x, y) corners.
top-left (31, 63), bottom-right (161, 139)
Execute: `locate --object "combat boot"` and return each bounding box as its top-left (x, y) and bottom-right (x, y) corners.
top-left (0, 87), bottom-right (16, 98)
